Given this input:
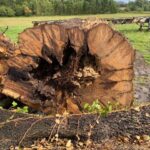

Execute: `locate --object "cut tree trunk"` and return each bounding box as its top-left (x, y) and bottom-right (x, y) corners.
top-left (0, 105), bottom-right (149, 149)
top-left (0, 18), bottom-right (135, 114)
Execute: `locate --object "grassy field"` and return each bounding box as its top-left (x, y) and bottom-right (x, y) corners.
top-left (0, 13), bottom-right (150, 62)
top-left (116, 24), bottom-right (150, 63)
top-left (0, 12), bottom-right (150, 26)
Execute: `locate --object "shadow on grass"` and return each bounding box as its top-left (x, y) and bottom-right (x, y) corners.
top-left (119, 28), bottom-right (149, 33)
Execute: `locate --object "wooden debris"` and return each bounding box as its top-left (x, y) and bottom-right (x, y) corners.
top-left (0, 19), bottom-right (135, 113)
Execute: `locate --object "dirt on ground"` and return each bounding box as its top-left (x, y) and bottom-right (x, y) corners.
top-left (10, 136), bottom-right (150, 150)
top-left (134, 52), bottom-right (150, 103)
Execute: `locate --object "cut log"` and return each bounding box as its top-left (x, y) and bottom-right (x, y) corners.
top-left (0, 19), bottom-right (135, 113)
top-left (0, 105), bottom-right (149, 149)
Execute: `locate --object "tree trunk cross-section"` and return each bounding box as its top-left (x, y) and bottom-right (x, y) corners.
top-left (0, 105), bottom-right (149, 149)
top-left (0, 18), bottom-right (135, 114)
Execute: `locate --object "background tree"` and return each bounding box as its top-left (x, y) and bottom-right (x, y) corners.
top-left (1, 0), bottom-right (145, 17)
top-left (127, 0), bottom-right (150, 11)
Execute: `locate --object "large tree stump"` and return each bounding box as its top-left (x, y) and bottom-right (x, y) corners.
top-left (0, 105), bottom-right (149, 149)
top-left (0, 18), bottom-right (135, 113)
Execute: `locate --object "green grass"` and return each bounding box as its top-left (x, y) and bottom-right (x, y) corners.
top-left (116, 24), bottom-right (150, 63)
top-left (0, 12), bottom-right (150, 26)
top-left (0, 26), bottom-right (27, 42)
top-left (0, 13), bottom-right (150, 62)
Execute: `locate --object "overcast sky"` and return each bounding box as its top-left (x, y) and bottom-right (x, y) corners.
top-left (115, 0), bottom-right (134, 3)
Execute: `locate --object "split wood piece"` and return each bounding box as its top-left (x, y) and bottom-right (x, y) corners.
top-left (0, 34), bottom-right (15, 58)
top-left (0, 19), bottom-right (135, 113)
top-left (1, 78), bottom-right (41, 109)
top-left (0, 105), bottom-right (149, 149)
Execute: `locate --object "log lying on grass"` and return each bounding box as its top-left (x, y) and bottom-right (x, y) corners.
top-left (0, 105), bottom-right (149, 149)
top-left (0, 18), bottom-right (135, 114)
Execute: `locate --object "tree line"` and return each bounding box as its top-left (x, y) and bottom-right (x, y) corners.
top-left (0, 0), bottom-right (150, 17)
top-left (127, 0), bottom-right (150, 12)
top-left (0, 0), bottom-right (118, 16)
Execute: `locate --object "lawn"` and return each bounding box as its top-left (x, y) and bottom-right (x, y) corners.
top-left (0, 13), bottom-right (150, 62)
top-left (116, 24), bottom-right (150, 63)
top-left (0, 12), bottom-right (150, 26)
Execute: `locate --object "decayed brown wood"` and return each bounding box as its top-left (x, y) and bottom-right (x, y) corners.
top-left (32, 16), bottom-right (149, 26)
top-left (0, 105), bottom-right (149, 149)
top-left (32, 18), bottom-right (133, 26)
top-left (0, 19), bottom-right (135, 113)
